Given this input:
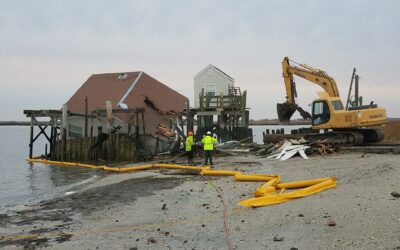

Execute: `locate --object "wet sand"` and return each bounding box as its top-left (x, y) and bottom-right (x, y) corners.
top-left (1, 152), bottom-right (400, 249)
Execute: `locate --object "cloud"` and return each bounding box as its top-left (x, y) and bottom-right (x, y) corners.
top-left (0, 0), bottom-right (399, 120)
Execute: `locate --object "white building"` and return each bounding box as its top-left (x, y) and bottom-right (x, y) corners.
top-left (193, 64), bottom-right (234, 108)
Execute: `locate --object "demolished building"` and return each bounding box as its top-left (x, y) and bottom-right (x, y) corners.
top-left (66, 71), bottom-right (187, 153)
top-left (24, 71), bottom-right (187, 162)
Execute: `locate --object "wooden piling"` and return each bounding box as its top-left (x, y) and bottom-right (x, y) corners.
top-left (106, 100), bottom-right (112, 163)
top-left (262, 131), bottom-right (266, 144)
top-left (29, 120), bottom-right (34, 159)
top-left (141, 112), bottom-right (146, 134)
top-left (51, 127), bottom-right (57, 160)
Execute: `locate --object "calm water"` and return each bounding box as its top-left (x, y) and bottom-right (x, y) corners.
top-left (0, 126), bottom-right (104, 212)
top-left (0, 125), bottom-right (308, 212)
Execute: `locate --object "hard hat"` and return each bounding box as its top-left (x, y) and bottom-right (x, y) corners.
top-left (206, 131), bottom-right (212, 135)
top-left (188, 131), bottom-right (193, 136)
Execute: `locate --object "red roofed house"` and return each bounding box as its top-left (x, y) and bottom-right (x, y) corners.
top-left (65, 71), bottom-right (187, 153)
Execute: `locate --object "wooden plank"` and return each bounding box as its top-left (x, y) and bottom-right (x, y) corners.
top-left (84, 97), bottom-right (88, 137)
top-left (0, 121), bottom-right (47, 126)
top-left (106, 101), bottom-right (113, 125)
top-left (24, 110), bottom-right (62, 117)
top-left (92, 108), bottom-right (144, 115)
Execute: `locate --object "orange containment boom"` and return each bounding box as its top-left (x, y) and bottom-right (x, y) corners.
top-left (26, 158), bottom-right (336, 208)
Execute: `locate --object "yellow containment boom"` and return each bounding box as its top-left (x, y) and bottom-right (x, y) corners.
top-left (26, 158), bottom-right (336, 208)
top-left (240, 178), bottom-right (336, 207)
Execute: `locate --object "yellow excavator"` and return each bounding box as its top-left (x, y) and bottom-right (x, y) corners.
top-left (277, 57), bottom-right (387, 144)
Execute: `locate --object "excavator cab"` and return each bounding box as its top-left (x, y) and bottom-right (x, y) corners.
top-left (312, 100), bottom-right (330, 126)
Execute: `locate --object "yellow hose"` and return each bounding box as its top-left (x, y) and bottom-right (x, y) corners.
top-left (26, 158), bottom-right (336, 208)
top-left (240, 178), bottom-right (336, 207)
top-left (234, 173), bottom-right (277, 182)
top-left (103, 165), bottom-right (153, 172)
top-left (201, 169), bottom-right (239, 176)
top-left (153, 163), bottom-right (209, 172)
top-left (277, 177), bottom-right (332, 189)
top-left (254, 177), bottom-right (280, 197)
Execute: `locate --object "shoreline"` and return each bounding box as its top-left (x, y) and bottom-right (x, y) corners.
top-left (1, 153), bottom-right (399, 249)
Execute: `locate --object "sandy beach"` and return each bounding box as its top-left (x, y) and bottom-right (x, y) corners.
top-left (1, 152), bottom-right (400, 250)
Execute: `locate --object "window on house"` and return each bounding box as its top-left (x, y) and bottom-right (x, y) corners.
top-left (205, 84), bottom-right (216, 96)
top-left (68, 124), bottom-right (83, 138)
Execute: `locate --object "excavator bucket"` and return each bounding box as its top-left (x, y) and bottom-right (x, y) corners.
top-left (277, 103), bottom-right (297, 123)
top-left (277, 103), bottom-right (312, 123)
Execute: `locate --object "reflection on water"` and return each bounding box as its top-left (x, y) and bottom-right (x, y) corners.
top-left (47, 164), bottom-right (98, 187)
top-left (0, 127), bottom-right (103, 211)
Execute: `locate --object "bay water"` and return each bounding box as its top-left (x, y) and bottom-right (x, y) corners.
top-left (0, 124), bottom-right (309, 212)
top-left (0, 126), bottom-right (104, 213)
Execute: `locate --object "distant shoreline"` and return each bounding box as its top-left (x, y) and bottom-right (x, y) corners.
top-left (1, 118), bottom-right (399, 126)
top-left (1, 120), bottom-right (311, 126)
top-left (249, 120), bottom-right (311, 126)
top-left (249, 117), bottom-right (400, 126)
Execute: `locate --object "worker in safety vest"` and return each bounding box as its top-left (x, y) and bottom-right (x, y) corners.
top-left (201, 131), bottom-right (217, 165)
top-left (185, 131), bottom-right (195, 165)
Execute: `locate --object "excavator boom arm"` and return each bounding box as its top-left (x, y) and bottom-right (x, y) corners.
top-left (282, 57), bottom-right (340, 105)
top-left (278, 57), bottom-right (340, 122)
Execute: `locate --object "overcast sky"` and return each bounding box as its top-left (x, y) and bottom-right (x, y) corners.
top-left (1, 0), bottom-right (399, 120)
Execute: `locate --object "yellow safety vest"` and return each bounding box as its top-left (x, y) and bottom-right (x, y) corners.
top-left (201, 135), bottom-right (216, 151)
top-left (185, 136), bottom-right (194, 152)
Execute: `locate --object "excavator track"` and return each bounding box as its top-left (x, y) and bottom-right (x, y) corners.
top-left (262, 128), bottom-right (385, 146)
top-left (356, 128), bottom-right (385, 143)
top-left (304, 131), bottom-right (364, 145)
top-left (303, 128), bottom-right (384, 145)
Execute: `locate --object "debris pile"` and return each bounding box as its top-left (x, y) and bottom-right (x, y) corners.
top-left (156, 123), bottom-right (176, 137)
top-left (267, 141), bottom-right (310, 161)
top-left (309, 139), bottom-right (336, 156)
top-left (160, 136), bottom-right (337, 161)
top-left (257, 138), bottom-right (336, 160)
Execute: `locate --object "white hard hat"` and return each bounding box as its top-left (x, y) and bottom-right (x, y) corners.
top-left (206, 131), bottom-right (212, 135)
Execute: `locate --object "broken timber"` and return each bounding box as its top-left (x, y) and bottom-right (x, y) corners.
top-left (195, 86), bottom-right (252, 142)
